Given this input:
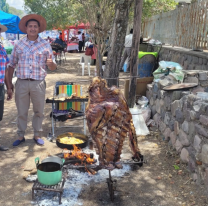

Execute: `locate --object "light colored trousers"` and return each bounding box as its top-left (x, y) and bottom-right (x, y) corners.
top-left (120, 47), bottom-right (131, 72)
top-left (15, 79), bottom-right (46, 137)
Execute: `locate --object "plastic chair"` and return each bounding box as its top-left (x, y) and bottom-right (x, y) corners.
top-left (79, 54), bottom-right (91, 76)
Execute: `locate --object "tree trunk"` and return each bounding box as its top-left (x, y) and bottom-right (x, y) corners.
top-left (127, 0), bottom-right (143, 108)
top-left (104, 0), bottom-right (133, 87)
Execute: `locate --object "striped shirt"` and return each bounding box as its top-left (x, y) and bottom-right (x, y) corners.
top-left (0, 44), bottom-right (9, 83)
top-left (9, 36), bottom-right (56, 80)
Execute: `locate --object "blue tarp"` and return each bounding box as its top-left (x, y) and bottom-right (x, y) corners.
top-left (0, 10), bottom-right (24, 34)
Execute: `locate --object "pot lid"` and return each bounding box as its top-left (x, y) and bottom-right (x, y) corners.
top-left (163, 83), bottom-right (198, 91)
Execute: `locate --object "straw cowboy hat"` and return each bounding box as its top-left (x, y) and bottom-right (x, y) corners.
top-left (19, 14), bottom-right (47, 33)
top-left (0, 24), bottom-right (7, 33)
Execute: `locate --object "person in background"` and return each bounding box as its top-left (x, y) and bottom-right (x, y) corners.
top-left (77, 31), bottom-right (83, 52)
top-left (47, 36), bottom-right (52, 43)
top-left (59, 32), bottom-right (62, 40)
top-left (82, 33), bottom-right (85, 51)
top-left (54, 33), bottom-right (66, 48)
top-left (85, 37), bottom-right (93, 47)
top-left (5, 14), bottom-right (57, 147)
top-left (119, 28), bottom-right (133, 73)
top-left (0, 23), bottom-right (9, 151)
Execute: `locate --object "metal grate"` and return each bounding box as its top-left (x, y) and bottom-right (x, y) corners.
top-left (32, 178), bottom-right (65, 205)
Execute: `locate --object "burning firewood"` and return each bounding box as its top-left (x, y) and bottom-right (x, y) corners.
top-left (85, 77), bottom-right (143, 169)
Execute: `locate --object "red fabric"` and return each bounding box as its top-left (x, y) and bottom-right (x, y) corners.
top-left (85, 47), bottom-right (94, 56)
top-left (91, 46), bottom-right (97, 59)
top-left (68, 23), bottom-right (90, 29)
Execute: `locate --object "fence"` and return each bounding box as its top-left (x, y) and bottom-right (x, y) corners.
top-left (142, 1), bottom-right (208, 50)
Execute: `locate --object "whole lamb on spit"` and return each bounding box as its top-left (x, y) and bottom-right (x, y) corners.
top-left (85, 77), bottom-right (143, 169)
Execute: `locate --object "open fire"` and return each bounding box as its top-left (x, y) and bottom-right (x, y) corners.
top-left (63, 145), bottom-right (97, 175)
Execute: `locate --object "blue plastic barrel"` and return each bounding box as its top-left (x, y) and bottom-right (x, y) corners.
top-left (138, 54), bottom-right (156, 77)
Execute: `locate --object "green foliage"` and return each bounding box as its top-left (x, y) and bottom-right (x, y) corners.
top-left (173, 165), bottom-right (180, 170)
top-left (24, 0), bottom-right (77, 30)
top-left (0, 0), bottom-right (9, 13)
top-left (9, 7), bottom-right (25, 18)
top-left (142, 0), bottom-right (177, 20)
top-left (129, 0), bottom-right (177, 22)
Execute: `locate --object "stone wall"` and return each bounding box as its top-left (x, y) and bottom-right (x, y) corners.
top-left (146, 71), bottom-right (208, 190)
top-left (158, 46), bottom-right (208, 71)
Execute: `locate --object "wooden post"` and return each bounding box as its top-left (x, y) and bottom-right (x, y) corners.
top-left (128, 0), bottom-right (143, 108)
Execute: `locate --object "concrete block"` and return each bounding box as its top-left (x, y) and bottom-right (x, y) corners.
top-left (199, 58), bottom-right (203, 65)
top-left (184, 77), bottom-right (199, 84)
top-left (203, 58), bottom-right (208, 65)
top-left (187, 55), bottom-right (192, 64)
top-left (199, 72), bottom-right (208, 81)
top-left (193, 56), bottom-right (199, 64)
top-left (200, 80), bottom-right (208, 87)
top-left (183, 60), bottom-right (188, 70)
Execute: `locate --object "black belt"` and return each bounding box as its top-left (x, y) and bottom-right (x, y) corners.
top-left (21, 78), bottom-right (36, 81)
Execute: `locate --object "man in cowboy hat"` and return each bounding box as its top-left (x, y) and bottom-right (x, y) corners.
top-left (5, 14), bottom-right (57, 147)
top-left (0, 23), bottom-right (9, 151)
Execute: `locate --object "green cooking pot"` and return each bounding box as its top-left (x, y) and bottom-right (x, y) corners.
top-left (35, 157), bottom-right (65, 186)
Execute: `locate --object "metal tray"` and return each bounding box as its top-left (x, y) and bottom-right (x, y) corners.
top-left (56, 132), bottom-right (88, 150)
top-left (163, 83), bottom-right (198, 91)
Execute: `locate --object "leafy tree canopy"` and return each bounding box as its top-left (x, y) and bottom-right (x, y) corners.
top-left (24, 0), bottom-right (78, 30)
top-left (0, 0), bottom-right (9, 13)
top-left (9, 6), bottom-right (25, 18)
top-left (142, 0), bottom-right (177, 20)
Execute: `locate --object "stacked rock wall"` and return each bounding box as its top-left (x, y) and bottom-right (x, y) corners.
top-left (146, 71), bottom-right (208, 189)
top-left (158, 46), bottom-right (208, 71)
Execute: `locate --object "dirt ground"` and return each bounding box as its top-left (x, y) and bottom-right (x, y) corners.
top-left (0, 53), bottom-right (208, 206)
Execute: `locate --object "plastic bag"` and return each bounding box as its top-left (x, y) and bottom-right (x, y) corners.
top-left (153, 61), bottom-right (184, 82)
top-left (137, 96), bottom-right (149, 108)
top-left (130, 108), bottom-right (149, 136)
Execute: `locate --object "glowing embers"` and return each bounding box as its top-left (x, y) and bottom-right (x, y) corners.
top-left (63, 145), bottom-right (97, 175)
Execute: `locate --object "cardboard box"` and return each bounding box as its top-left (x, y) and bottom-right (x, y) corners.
top-left (124, 77), bottom-right (154, 100)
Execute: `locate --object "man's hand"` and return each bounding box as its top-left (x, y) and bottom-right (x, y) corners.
top-left (46, 54), bottom-right (53, 67)
top-left (46, 55), bottom-right (56, 71)
top-left (7, 85), bottom-right (14, 101)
